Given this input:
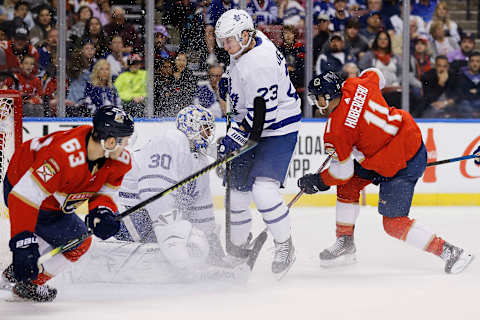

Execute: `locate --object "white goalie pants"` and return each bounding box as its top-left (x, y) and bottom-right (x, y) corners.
top-left (230, 177), bottom-right (291, 245)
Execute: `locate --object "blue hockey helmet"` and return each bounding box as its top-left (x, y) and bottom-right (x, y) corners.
top-left (92, 106), bottom-right (134, 141)
top-left (307, 71), bottom-right (343, 114)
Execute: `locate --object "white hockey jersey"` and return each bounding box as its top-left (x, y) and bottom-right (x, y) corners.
top-left (117, 128), bottom-right (215, 242)
top-left (228, 31), bottom-right (302, 137)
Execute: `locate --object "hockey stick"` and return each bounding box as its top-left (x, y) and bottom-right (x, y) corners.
top-left (287, 153), bottom-right (333, 209)
top-left (427, 154), bottom-right (477, 167)
top-left (37, 137), bottom-right (264, 265)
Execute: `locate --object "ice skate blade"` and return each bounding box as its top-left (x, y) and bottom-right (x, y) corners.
top-left (274, 255), bottom-right (296, 281)
top-left (320, 253), bottom-right (357, 268)
top-left (448, 252), bottom-right (474, 274)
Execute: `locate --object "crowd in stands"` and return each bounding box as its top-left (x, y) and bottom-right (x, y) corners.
top-left (0, 0), bottom-right (478, 119)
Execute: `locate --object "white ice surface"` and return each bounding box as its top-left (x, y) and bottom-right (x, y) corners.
top-left (0, 206), bottom-right (479, 320)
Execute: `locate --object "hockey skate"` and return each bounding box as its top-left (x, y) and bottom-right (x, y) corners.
top-left (319, 235), bottom-right (357, 268)
top-left (1, 264), bottom-right (15, 290)
top-left (206, 232), bottom-right (228, 267)
top-left (272, 236), bottom-right (295, 279)
top-left (11, 280), bottom-right (57, 302)
top-left (440, 242), bottom-right (474, 274)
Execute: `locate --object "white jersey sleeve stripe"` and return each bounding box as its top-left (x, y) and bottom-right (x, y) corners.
top-left (139, 174), bottom-right (177, 184)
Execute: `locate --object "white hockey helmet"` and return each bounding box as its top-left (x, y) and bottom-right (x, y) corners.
top-left (215, 9), bottom-right (255, 58)
top-left (176, 105), bottom-right (215, 153)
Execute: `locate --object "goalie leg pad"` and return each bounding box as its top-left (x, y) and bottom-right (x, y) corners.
top-left (230, 190), bottom-right (253, 246)
top-left (252, 177), bottom-right (291, 243)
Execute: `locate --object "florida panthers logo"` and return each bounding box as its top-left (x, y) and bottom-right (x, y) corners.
top-left (62, 192), bottom-right (95, 214)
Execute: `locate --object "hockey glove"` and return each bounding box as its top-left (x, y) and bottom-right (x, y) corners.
top-left (353, 160), bottom-right (391, 185)
top-left (218, 77), bottom-right (229, 101)
top-left (297, 173), bottom-right (330, 194)
top-left (474, 146), bottom-right (480, 166)
top-left (217, 123), bottom-right (249, 158)
top-left (85, 206), bottom-right (120, 240)
top-left (9, 231), bottom-right (40, 282)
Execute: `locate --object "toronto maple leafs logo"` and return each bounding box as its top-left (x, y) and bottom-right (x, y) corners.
top-left (234, 14), bottom-right (241, 21)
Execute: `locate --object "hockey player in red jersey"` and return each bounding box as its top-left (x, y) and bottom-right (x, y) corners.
top-left (1, 106), bottom-right (134, 302)
top-left (297, 69), bottom-right (474, 274)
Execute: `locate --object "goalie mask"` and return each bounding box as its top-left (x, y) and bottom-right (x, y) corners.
top-left (215, 9), bottom-right (255, 58)
top-left (307, 71), bottom-right (343, 114)
top-left (176, 105), bottom-right (215, 154)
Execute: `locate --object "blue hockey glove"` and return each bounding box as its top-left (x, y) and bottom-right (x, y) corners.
top-left (353, 160), bottom-right (391, 185)
top-left (85, 206), bottom-right (120, 240)
top-left (9, 231), bottom-right (40, 282)
top-left (218, 77), bottom-right (229, 101)
top-left (217, 123), bottom-right (249, 158)
top-left (297, 173), bottom-right (330, 194)
top-left (474, 146), bottom-right (480, 166)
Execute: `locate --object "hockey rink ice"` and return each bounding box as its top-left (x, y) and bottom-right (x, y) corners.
top-left (0, 205), bottom-right (479, 320)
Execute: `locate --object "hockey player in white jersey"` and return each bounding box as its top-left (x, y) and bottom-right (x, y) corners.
top-left (215, 9), bottom-right (301, 276)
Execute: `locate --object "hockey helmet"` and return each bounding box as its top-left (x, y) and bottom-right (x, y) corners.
top-left (93, 106), bottom-right (134, 141)
top-left (307, 71), bottom-right (343, 114)
top-left (215, 9), bottom-right (254, 58)
top-left (176, 105), bottom-right (215, 154)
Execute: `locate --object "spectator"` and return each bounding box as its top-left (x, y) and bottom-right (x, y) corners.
top-left (280, 24), bottom-right (305, 89)
top-left (0, 27), bottom-right (39, 73)
top-left (28, 5), bottom-right (54, 48)
top-left (447, 32), bottom-right (475, 74)
top-left (172, 52), bottom-right (197, 113)
top-left (193, 63), bottom-right (225, 118)
top-left (154, 25), bottom-right (175, 60)
top-left (315, 33), bottom-right (356, 75)
top-left (67, 5), bottom-right (93, 43)
top-left (66, 38), bottom-right (96, 104)
top-left (153, 57), bottom-right (178, 117)
top-left (205, 0), bottom-right (237, 66)
top-left (246, 0), bottom-right (279, 25)
top-left (429, 20), bottom-right (459, 58)
top-left (342, 62), bottom-right (360, 78)
top-left (4, 55), bottom-right (43, 116)
top-left (277, 0), bottom-right (305, 27)
top-left (114, 54), bottom-right (147, 117)
top-left (313, 0), bottom-right (335, 22)
top-left (359, 11), bottom-right (383, 45)
top-left (421, 55), bottom-right (457, 118)
top-left (105, 34), bottom-right (128, 81)
top-left (359, 0), bottom-right (394, 34)
top-left (330, 0), bottom-right (351, 32)
top-left (343, 18), bottom-right (369, 59)
top-left (390, 7), bottom-right (427, 39)
top-left (84, 59), bottom-right (121, 114)
top-left (313, 13), bottom-right (331, 62)
top-left (80, 16), bottom-right (109, 59)
top-left (1, 0), bottom-right (30, 38)
top-left (455, 52), bottom-right (480, 117)
top-left (426, 1), bottom-right (460, 42)
top-left (412, 0), bottom-right (437, 24)
top-left (410, 37), bottom-right (432, 89)
top-left (86, 0), bottom-right (110, 26)
top-left (103, 6), bottom-right (141, 55)
top-left (38, 28), bottom-right (57, 73)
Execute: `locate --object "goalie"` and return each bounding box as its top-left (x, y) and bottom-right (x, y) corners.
top-left (74, 105), bottom-right (247, 283)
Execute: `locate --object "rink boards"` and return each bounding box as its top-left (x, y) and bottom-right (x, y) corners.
top-left (21, 118), bottom-right (480, 207)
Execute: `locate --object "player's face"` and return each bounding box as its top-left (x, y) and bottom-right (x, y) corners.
top-left (104, 135), bottom-right (132, 159)
top-left (221, 36), bottom-right (242, 55)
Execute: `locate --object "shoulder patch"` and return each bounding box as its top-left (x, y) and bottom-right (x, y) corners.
top-left (35, 161), bottom-right (57, 183)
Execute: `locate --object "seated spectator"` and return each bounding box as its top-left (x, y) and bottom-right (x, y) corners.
top-left (447, 32), bottom-right (475, 75)
top-left (412, 0), bottom-right (438, 24)
top-left (38, 28), bottom-right (57, 74)
top-left (315, 33), bottom-right (356, 75)
top-left (313, 13), bottom-right (331, 62)
top-left (84, 59), bottom-right (121, 114)
top-left (455, 52), bottom-right (480, 117)
top-left (103, 6), bottom-right (141, 55)
top-left (205, 0), bottom-right (237, 66)
top-left (359, 11), bottom-right (383, 45)
top-left (154, 25), bottom-right (175, 60)
top-left (86, 0), bottom-right (110, 26)
top-left (4, 55), bottom-right (43, 116)
top-left (342, 62), bottom-right (360, 78)
top-left (114, 54), bottom-right (147, 118)
top-left (390, 8), bottom-right (427, 39)
top-left (67, 5), bottom-right (93, 43)
top-left (172, 52), bottom-right (197, 113)
top-left (66, 38), bottom-right (97, 104)
top-left (313, 0), bottom-right (335, 22)
top-left (277, 0), bottom-right (305, 27)
top-left (28, 5), bottom-right (54, 48)
top-left (193, 63), bottom-right (225, 118)
top-left (429, 20), bottom-right (459, 58)
top-left (105, 34), bottom-right (128, 81)
top-left (153, 57), bottom-right (178, 117)
top-left (80, 17), bottom-right (109, 59)
top-left (358, 31), bottom-right (402, 106)
top-left (426, 1), bottom-right (460, 42)
top-left (0, 27), bottom-right (39, 73)
top-left (410, 37), bottom-right (432, 114)
top-left (246, 0), bottom-right (279, 25)
top-left (330, 0), bottom-right (351, 32)
top-left (343, 18), bottom-right (369, 59)
top-left (359, 0), bottom-right (394, 34)
top-left (421, 55), bottom-right (457, 118)
top-left (1, 1), bottom-right (32, 38)
top-left (280, 25), bottom-right (305, 89)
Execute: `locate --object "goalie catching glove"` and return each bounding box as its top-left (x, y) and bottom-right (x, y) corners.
top-left (85, 206), bottom-right (121, 240)
top-left (9, 231), bottom-right (40, 282)
top-left (217, 122), bottom-right (249, 158)
top-left (297, 173), bottom-right (330, 194)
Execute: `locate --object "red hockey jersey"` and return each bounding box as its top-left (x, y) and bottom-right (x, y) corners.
top-left (7, 125), bottom-right (132, 236)
top-left (0, 40), bottom-right (39, 73)
top-left (5, 72), bottom-right (43, 104)
top-left (321, 69), bottom-right (422, 185)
